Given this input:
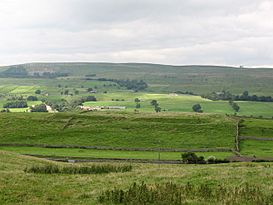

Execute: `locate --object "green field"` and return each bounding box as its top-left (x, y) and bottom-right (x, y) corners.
top-left (1, 151), bottom-right (273, 204)
top-left (240, 118), bottom-right (273, 138)
top-left (240, 140), bottom-right (273, 157)
top-left (0, 146), bottom-right (233, 160)
top-left (0, 112), bottom-right (236, 149)
top-left (83, 92), bottom-right (273, 117)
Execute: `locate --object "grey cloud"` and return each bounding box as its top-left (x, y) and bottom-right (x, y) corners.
top-left (0, 0), bottom-right (272, 66)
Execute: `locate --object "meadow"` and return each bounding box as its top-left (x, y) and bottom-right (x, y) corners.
top-left (0, 112), bottom-right (236, 149)
top-left (1, 151), bottom-right (273, 204)
top-left (0, 146), bottom-right (233, 161)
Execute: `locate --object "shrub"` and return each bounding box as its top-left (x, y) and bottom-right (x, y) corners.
top-left (192, 104), bottom-right (203, 113)
top-left (181, 152), bottom-right (206, 164)
top-left (35, 89), bottom-right (41, 94)
top-left (24, 164), bottom-right (132, 174)
top-left (27, 96), bottom-right (38, 101)
top-left (3, 101), bottom-right (28, 108)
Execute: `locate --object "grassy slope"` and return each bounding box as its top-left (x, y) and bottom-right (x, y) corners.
top-left (84, 92), bottom-right (273, 118)
top-left (240, 118), bottom-right (273, 138)
top-left (1, 151), bottom-right (273, 204)
top-left (2, 63), bottom-right (273, 95)
top-left (240, 140), bottom-right (273, 157)
top-left (0, 112), bottom-right (236, 149)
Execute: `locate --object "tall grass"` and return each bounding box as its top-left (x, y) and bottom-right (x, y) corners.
top-left (24, 164), bottom-right (132, 174)
top-left (98, 182), bottom-right (273, 205)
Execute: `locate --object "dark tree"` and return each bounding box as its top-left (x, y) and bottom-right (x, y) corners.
top-left (192, 104), bottom-right (203, 113)
top-left (27, 96), bottom-right (38, 101)
top-left (35, 89), bottom-right (41, 95)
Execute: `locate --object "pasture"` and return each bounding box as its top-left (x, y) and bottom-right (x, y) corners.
top-left (1, 151), bottom-right (273, 204)
top-left (0, 112), bottom-right (236, 149)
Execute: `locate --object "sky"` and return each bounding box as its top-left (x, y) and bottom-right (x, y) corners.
top-left (0, 0), bottom-right (273, 66)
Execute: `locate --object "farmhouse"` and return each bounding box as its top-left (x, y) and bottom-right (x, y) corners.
top-left (79, 105), bottom-right (126, 111)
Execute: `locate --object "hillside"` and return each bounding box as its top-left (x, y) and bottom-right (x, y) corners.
top-left (1, 63), bottom-right (273, 95)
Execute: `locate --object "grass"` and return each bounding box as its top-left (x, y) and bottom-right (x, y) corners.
top-left (2, 63), bottom-right (273, 95)
top-left (240, 118), bottom-right (273, 138)
top-left (1, 151), bottom-right (273, 204)
top-left (0, 146), bottom-right (233, 160)
top-left (0, 112), bottom-right (236, 149)
top-left (83, 92), bottom-right (273, 118)
top-left (240, 140), bottom-right (273, 157)
top-left (98, 181), bottom-right (272, 204)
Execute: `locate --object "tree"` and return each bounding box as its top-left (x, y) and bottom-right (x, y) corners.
top-left (150, 100), bottom-right (158, 106)
top-left (85, 96), bottom-right (97, 101)
top-left (192, 104), bottom-right (203, 113)
top-left (135, 98), bottom-right (141, 103)
top-left (64, 90), bottom-right (69, 95)
top-left (3, 101), bottom-right (28, 108)
top-left (155, 106), bottom-right (161, 113)
top-left (74, 90), bottom-right (79, 95)
top-left (232, 102), bottom-right (240, 112)
top-left (181, 152), bottom-right (206, 164)
top-left (136, 103), bottom-right (141, 109)
top-left (35, 89), bottom-right (41, 94)
top-left (27, 96), bottom-right (38, 101)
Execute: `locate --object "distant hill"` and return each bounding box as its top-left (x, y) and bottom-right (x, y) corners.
top-left (1, 62), bottom-right (273, 95)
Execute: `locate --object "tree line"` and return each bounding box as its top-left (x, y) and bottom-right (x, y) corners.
top-left (85, 78), bottom-right (148, 92)
top-left (204, 90), bottom-right (273, 102)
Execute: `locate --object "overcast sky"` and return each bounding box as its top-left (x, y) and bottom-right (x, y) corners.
top-left (0, 0), bottom-right (273, 66)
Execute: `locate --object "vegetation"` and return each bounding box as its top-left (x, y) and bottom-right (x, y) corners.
top-left (27, 96), bottom-right (38, 101)
top-left (1, 151), bottom-right (273, 204)
top-left (205, 90), bottom-right (273, 102)
top-left (30, 104), bottom-right (48, 112)
top-left (3, 101), bottom-right (28, 108)
top-left (181, 152), bottom-right (229, 164)
top-left (25, 164), bottom-right (132, 174)
top-left (98, 181), bottom-right (272, 205)
top-left (0, 112), bottom-right (236, 149)
top-left (192, 104), bottom-right (202, 113)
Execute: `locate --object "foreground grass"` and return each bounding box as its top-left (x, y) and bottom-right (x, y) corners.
top-left (1, 151), bottom-right (273, 204)
top-left (0, 146), bottom-right (233, 160)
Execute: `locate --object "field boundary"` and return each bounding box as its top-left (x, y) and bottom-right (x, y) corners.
top-left (235, 119), bottom-right (240, 152)
top-left (23, 154), bottom-right (182, 164)
top-left (0, 143), bottom-right (233, 153)
top-left (239, 136), bottom-right (273, 141)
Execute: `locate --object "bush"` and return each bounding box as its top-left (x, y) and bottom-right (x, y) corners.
top-left (181, 152), bottom-right (206, 164)
top-left (85, 96), bottom-right (97, 102)
top-left (3, 101), bottom-right (28, 108)
top-left (24, 164), bottom-right (132, 174)
top-left (181, 153), bottom-right (229, 164)
top-left (27, 96), bottom-right (38, 101)
top-left (35, 89), bottom-right (41, 94)
top-left (192, 104), bottom-right (203, 113)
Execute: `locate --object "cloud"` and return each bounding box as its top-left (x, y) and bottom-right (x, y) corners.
top-left (0, 0), bottom-right (272, 66)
